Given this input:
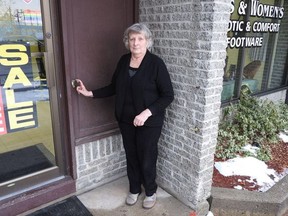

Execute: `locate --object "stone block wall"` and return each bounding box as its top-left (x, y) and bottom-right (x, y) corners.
top-left (139, 0), bottom-right (231, 214)
top-left (75, 134), bottom-right (127, 193)
top-left (260, 89), bottom-right (287, 103)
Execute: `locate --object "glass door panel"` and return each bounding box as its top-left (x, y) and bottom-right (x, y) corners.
top-left (0, 0), bottom-right (61, 198)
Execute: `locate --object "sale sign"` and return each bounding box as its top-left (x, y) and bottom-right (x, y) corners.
top-left (0, 42), bottom-right (38, 134)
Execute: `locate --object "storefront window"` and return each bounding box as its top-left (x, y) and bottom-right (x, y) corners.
top-left (0, 0), bottom-right (63, 198)
top-left (222, 0), bottom-right (288, 101)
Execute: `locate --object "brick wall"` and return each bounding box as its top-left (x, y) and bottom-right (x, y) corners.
top-left (75, 134), bottom-right (127, 193)
top-left (260, 90), bottom-right (287, 103)
top-left (139, 0), bottom-right (231, 214)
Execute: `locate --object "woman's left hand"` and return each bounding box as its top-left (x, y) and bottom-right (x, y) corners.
top-left (133, 109), bottom-right (152, 127)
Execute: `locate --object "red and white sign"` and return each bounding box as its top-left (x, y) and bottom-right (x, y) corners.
top-left (0, 88), bottom-right (7, 135)
top-left (23, 0), bottom-right (33, 4)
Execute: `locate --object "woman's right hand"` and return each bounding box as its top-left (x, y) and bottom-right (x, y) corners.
top-left (76, 79), bottom-right (93, 97)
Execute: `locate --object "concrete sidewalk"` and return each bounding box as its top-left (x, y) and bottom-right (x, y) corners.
top-left (77, 176), bottom-right (195, 216)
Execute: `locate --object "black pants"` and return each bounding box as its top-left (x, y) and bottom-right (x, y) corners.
top-left (119, 122), bottom-right (162, 196)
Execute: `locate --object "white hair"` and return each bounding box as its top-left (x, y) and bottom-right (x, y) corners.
top-left (123, 23), bottom-right (153, 50)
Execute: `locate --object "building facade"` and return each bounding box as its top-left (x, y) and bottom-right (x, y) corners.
top-left (0, 0), bottom-right (287, 215)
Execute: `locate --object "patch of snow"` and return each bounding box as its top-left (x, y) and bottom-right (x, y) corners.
top-left (279, 131), bottom-right (288, 143)
top-left (242, 144), bottom-right (259, 156)
top-left (215, 132), bottom-right (288, 192)
top-left (234, 185), bottom-right (243, 190)
top-left (214, 157), bottom-right (280, 192)
top-left (206, 211), bottom-right (214, 216)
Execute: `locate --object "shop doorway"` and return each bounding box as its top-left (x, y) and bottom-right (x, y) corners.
top-left (0, 0), bottom-right (64, 199)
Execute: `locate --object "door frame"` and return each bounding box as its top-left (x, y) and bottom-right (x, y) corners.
top-left (0, 0), bottom-right (75, 214)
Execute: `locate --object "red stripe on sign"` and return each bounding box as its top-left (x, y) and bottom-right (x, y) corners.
top-left (0, 87), bottom-right (7, 135)
top-left (23, 0), bottom-right (32, 4)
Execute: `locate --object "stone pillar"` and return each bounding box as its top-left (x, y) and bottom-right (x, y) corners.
top-left (139, 0), bottom-right (231, 215)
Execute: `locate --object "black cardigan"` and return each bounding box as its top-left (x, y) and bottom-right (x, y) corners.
top-left (92, 51), bottom-right (174, 126)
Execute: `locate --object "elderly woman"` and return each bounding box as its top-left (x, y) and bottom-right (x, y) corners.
top-left (76, 23), bottom-right (174, 209)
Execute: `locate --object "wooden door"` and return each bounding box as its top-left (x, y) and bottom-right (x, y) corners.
top-left (60, 0), bottom-right (137, 144)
